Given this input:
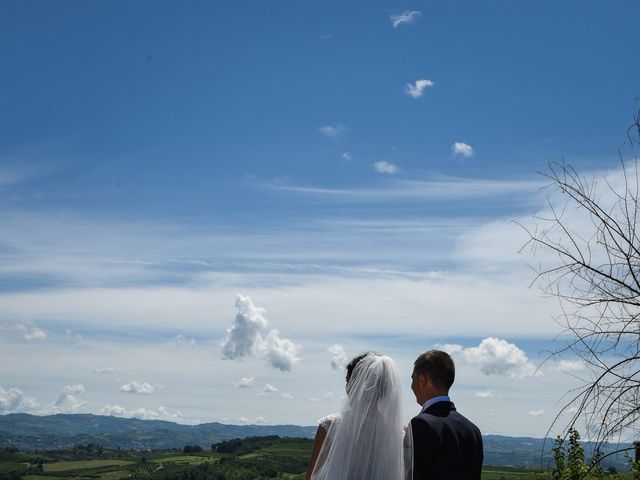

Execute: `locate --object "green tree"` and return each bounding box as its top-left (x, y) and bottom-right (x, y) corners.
top-left (552, 436), bottom-right (566, 480)
top-left (567, 428), bottom-right (586, 480)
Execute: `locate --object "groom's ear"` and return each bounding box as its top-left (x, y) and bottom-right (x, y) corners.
top-left (416, 372), bottom-right (428, 388)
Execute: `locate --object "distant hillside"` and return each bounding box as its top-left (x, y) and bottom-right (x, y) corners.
top-left (0, 413), bottom-right (316, 451)
top-left (0, 414), bottom-right (633, 470)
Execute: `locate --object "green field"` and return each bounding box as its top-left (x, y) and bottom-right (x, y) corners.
top-left (43, 459), bottom-right (134, 473)
top-left (482, 466), bottom-right (550, 480)
top-left (0, 438), bottom-right (566, 480)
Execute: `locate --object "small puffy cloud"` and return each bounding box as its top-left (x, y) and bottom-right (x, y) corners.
top-left (237, 416), bottom-right (265, 424)
top-left (373, 161), bottom-right (399, 174)
top-left (120, 381), bottom-right (155, 395)
top-left (174, 334), bottom-right (197, 348)
top-left (100, 404), bottom-right (182, 421)
top-left (527, 409), bottom-right (545, 417)
top-left (64, 329), bottom-right (83, 340)
top-left (235, 376), bottom-right (255, 388)
top-left (405, 79), bottom-right (434, 98)
top-left (258, 384), bottom-right (278, 396)
top-left (93, 366), bottom-right (115, 374)
top-left (54, 384), bottom-right (86, 413)
top-left (390, 10), bottom-right (422, 28)
top-left (318, 124), bottom-right (348, 138)
top-left (452, 142), bottom-right (474, 158)
top-left (221, 294), bottom-right (301, 372)
top-left (475, 390), bottom-right (495, 399)
top-left (0, 386), bottom-right (39, 413)
top-left (462, 337), bottom-right (537, 378)
top-left (342, 152), bottom-right (352, 161)
top-left (24, 328), bottom-right (46, 342)
top-left (329, 344), bottom-right (348, 370)
top-left (282, 393), bottom-right (293, 399)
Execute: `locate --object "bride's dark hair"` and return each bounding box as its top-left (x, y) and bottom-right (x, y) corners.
top-left (345, 352), bottom-right (376, 384)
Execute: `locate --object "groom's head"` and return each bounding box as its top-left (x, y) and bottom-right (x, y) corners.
top-left (411, 350), bottom-right (455, 405)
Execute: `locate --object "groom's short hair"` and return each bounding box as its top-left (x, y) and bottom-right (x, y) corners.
top-left (414, 350), bottom-right (455, 390)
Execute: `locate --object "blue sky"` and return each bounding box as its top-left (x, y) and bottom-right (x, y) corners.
top-left (0, 0), bottom-right (639, 437)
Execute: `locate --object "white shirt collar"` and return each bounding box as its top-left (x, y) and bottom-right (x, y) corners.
top-left (421, 395), bottom-right (451, 412)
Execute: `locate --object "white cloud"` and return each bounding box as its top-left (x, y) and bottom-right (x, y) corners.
top-left (373, 161), bottom-right (399, 174)
top-left (342, 152), bottom-right (352, 161)
top-left (405, 79), bottom-right (434, 98)
top-left (318, 124), bottom-right (348, 138)
top-left (527, 409), bottom-right (545, 417)
top-left (0, 386), bottom-right (39, 413)
top-left (452, 142), bottom-right (474, 158)
top-left (433, 343), bottom-right (464, 355)
top-left (100, 404), bottom-right (182, 421)
top-left (221, 294), bottom-right (269, 360)
top-left (234, 376), bottom-right (255, 388)
top-left (558, 360), bottom-right (585, 371)
top-left (258, 383), bottom-right (278, 396)
top-left (329, 344), bottom-right (348, 370)
top-left (221, 294), bottom-right (301, 371)
top-left (54, 384), bottom-right (86, 413)
top-left (281, 393), bottom-right (293, 399)
top-left (263, 329), bottom-right (301, 371)
top-left (475, 390), bottom-right (495, 398)
top-left (390, 10), bottom-right (422, 28)
top-left (93, 366), bottom-right (115, 374)
top-left (64, 329), bottom-right (83, 340)
top-left (462, 337), bottom-right (537, 378)
top-left (120, 381), bottom-right (155, 395)
top-left (24, 327), bottom-right (46, 342)
top-left (174, 334), bottom-right (197, 348)
top-left (237, 416), bottom-right (265, 424)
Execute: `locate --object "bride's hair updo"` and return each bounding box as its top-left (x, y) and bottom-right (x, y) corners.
top-left (345, 353), bottom-right (372, 384)
top-left (344, 352), bottom-right (394, 401)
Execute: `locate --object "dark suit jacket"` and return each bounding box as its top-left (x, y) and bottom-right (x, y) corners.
top-left (410, 401), bottom-right (483, 480)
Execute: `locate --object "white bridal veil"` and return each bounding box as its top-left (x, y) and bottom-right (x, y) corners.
top-left (311, 353), bottom-right (411, 480)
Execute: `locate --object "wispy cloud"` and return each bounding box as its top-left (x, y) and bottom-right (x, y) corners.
top-left (342, 152), bottom-right (352, 162)
top-left (558, 360), bottom-right (585, 371)
top-left (527, 409), bottom-right (545, 417)
top-left (475, 390), bottom-right (495, 399)
top-left (452, 142), bottom-right (474, 157)
top-left (372, 161), bottom-right (399, 174)
top-left (262, 176), bottom-right (542, 201)
top-left (93, 366), bottom-right (115, 374)
top-left (0, 166), bottom-right (40, 188)
top-left (318, 124), bottom-right (348, 138)
top-left (405, 79), bottom-right (434, 98)
top-left (390, 11), bottom-right (422, 28)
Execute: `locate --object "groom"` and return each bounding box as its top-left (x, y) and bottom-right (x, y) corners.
top-left (409, 350), bottom-right (483, 479)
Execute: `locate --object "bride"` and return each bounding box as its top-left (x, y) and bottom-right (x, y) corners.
top-left (306, 352), bottom-right (411, 480)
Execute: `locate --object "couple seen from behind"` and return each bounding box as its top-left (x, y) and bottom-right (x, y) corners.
top-left (306, 350), bottom-right (483, 480)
